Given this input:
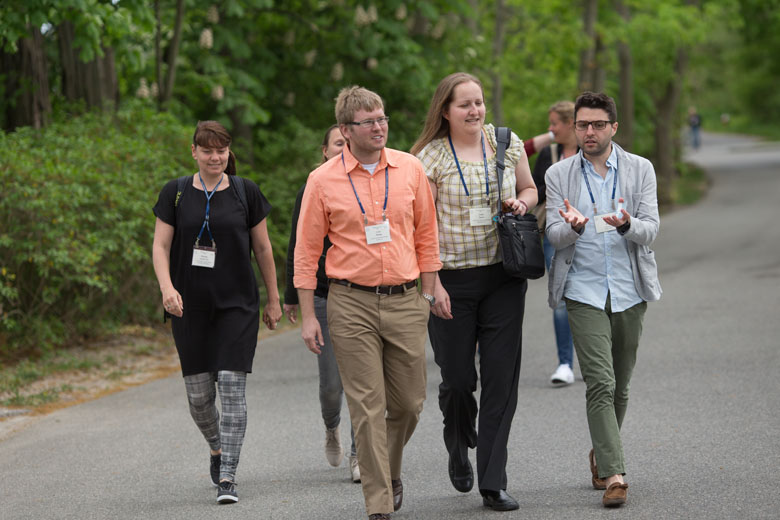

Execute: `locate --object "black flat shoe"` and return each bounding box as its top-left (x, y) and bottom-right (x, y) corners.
top-left (448, 455), bottom-right (474, 493)
top-left (481, 489), bottom-right (519, 511)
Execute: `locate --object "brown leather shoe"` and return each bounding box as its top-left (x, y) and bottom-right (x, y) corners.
top-left (589, 449), bottom-right (607, 490)
top-left (602, 482), bottom-right (628, 507)
top-left (392, 478), bottom-right (403, 511)
top-left (368, 514), bottom-right (391, 520)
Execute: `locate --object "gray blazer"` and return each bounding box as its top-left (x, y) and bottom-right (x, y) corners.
top-left (544, 143), bottom-right (662, 309)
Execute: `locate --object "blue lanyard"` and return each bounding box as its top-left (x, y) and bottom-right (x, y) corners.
top-left (196, 172), bottom-right (224, 245)
top-left (580, 156), bottom-right (617, 214)
top-left (448, 133), bottom-right (489, 199)
top-left (342, 152), bottom-right (388, 225)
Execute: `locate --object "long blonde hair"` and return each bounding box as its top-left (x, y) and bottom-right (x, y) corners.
top-left (410, 72), bottom-right (484, 156)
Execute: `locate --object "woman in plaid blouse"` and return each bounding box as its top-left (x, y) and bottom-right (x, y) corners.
top-left (411, 72), bottom-right (537, 512)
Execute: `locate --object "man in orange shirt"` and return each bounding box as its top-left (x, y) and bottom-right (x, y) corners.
top-left (294, 86), bottom-right (442, 520)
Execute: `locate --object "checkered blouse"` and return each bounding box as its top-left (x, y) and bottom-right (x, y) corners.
top-left (417, 123), bottom-right (523, 270)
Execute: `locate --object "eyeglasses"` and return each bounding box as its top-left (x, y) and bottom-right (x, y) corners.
top-left (346, 116), bottom-right (390, 128)
top-left (574, 120), bottom-right (612, 131)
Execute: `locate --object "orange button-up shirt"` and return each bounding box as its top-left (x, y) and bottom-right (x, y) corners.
top-left (294, 145), bottom-right (441, 289)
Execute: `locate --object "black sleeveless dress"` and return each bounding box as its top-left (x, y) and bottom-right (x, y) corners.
top-left (153, 175), bottom-right (272, 376)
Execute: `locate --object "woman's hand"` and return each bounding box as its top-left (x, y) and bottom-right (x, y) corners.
top-left (283, 303), bottom-right (299, 324)
top-left (431, 277), bottom-right (453, 320)
top-left (162, 288), bottom-right (184, 317)
top-left (262, 301), bottom-right (283, 330)
top-left (502, 197), bottom-right (529, 216)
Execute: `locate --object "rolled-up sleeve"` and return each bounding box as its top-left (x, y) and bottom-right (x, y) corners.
top-left (412, 160), bottom-right (443, 272)
top-left (293, 174), bottom-right (329, 290)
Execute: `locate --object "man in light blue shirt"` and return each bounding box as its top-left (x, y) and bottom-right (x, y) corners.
top-left (545, 92), bottom-right (662, 509)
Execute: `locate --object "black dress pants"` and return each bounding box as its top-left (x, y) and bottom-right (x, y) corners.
top-left (428, 262), bottom-right (526, 492)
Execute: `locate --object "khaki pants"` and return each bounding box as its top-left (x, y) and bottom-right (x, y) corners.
top-left (327, 282), bottom-right (429, 515)
top-left (566, 297), bottom-right (646, 478)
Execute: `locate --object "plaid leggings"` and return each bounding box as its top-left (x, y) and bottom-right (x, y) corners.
top-left (184, 371), bottom-right (247, 483)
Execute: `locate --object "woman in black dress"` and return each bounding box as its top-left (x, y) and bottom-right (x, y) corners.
top-left (152, 120), bottom-right (282, 504)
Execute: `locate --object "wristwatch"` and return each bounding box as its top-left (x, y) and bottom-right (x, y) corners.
top-left (422, 293), bottom-right (436, 306)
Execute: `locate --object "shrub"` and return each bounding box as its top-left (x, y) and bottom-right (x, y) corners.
top-left (0, 105), bottom-right (193, 356)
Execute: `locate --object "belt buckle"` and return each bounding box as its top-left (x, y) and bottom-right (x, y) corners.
top-left (375, 285), bottom-right (382, 295)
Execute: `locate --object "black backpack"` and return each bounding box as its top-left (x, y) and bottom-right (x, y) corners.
top-left (174, 175), bottom-right (250, 228)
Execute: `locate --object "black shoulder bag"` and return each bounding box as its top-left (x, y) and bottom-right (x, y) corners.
top-left (494, 127), bottom-right (545, 280)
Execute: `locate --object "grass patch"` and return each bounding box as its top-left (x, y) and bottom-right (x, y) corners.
top-left (672, 162), bottom-right (709, 206)
top-left (133, 344), bottom-right (155, 356)
top-left (107, 370), bottom-right (132, 380)
top-left (0, 326), bottom-right (175, 410)
top-left (2, 385), bottom-right (70, 407)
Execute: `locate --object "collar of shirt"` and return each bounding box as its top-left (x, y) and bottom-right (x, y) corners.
top-left (581, 143), bottom-right (618, 180)
top-left (341, 145), bottom-right (398, 175)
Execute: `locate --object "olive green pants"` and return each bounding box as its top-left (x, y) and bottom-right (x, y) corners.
top-left (565, 297), bottom-right (647, 478)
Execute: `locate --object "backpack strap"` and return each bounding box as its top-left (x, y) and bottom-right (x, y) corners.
top-left (230, 176), bottom-right (251, 229)
top-left (175, 174), bottom-right (251, 228)
top-left (550, 142), bottom-right (559, 164)
top-left (174, 175), bottom-right (190, 208)
top-left (494, 126), bottom-right (512, 213)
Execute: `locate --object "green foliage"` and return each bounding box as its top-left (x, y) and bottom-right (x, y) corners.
top-left (0, 104), bottom-right (193, 355)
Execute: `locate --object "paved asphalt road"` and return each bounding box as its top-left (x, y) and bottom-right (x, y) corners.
top-left (2, 132), bottom-right (779, 520)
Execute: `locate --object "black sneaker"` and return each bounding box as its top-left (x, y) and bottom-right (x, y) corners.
top-left (210, 453), bottom-right (221, 487)
top-left (217, 480), bottom-right (238, 504)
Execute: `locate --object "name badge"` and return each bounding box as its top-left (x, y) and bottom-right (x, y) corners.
top-left (594, 214), bottom-right (616, 234)
top-left (192, 245), bottom-right (217, 268)
top-left (365, 219), bottom-right (391, 245)
top-left (469, 206), bottom-right (493, 226)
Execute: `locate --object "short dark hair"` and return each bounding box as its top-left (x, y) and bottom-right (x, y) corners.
top-left (575, 92), bottom-right (617, 123)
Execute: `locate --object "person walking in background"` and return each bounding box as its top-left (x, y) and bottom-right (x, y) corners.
top-left (283, 124), bottom-right (360, 483)
top-left (294, 86), bottom-right (441, 520)
top-left (532, 101), bottom-right (579, 386)
top-left (688, 106), bottom-right (702, 149)
top-left (152, 120), bottom-right (282, 504)
top-left (411, 72), bottom-right (537, 512)
top-left (545, 92), bottom-right (661, 508)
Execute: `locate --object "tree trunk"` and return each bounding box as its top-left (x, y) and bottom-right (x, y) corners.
top-left (58, 21), bottom-right (117, 110)
top-left (615, 0), bottom-right (634, 151)
top-left (578, 0), bottom-right (599, 92)
top-left (653, 48), bottom-right (689, 206)
top-left (1, 26), bottom-right (51, 131)
top-left (228, 108), bottom-right (255, 169)
top-left (490, 0), bottom-right (506, 126)
top-left (155, 0), bottom-right (163, 110)
top-left (465, 0), bottom-right (479, 35)
top-left (161, 0), bottom-right (186, 108)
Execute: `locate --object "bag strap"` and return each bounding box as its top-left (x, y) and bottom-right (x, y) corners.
top-left (494, 126), bottom-right (512, 214)
top-left (230, 175), bottom-right (250, 227)
top-left (174, 175), bottom-right (189, 208)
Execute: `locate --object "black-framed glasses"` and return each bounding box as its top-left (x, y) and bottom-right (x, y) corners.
top-left (346, 116), bottom-right (390, 128)
top-left (574, 120), bottom-right (612, 131)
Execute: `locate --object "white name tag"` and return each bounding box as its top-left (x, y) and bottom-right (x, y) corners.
top-left (469, 206), bottom-right (493, 226)
top-left (594, 214), bottom-right (616, 234)
top-left (192, 245), bottom-right (217, 268)
top-left (365, 219), bottom-right (391, 244)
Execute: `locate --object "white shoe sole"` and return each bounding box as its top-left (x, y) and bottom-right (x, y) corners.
top-left (217, 494), bottom-right (238, 504)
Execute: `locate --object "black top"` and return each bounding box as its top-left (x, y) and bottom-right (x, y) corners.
top-left (284, 183), bottom-right (330, 304)
top-left (153, 175), bottom-right (272, 376)
top-left (532, 144), bottom-right (579, 205)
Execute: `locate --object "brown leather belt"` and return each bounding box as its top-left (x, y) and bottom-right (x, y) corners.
top-left (329, 279), bottom-right (417, 295)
